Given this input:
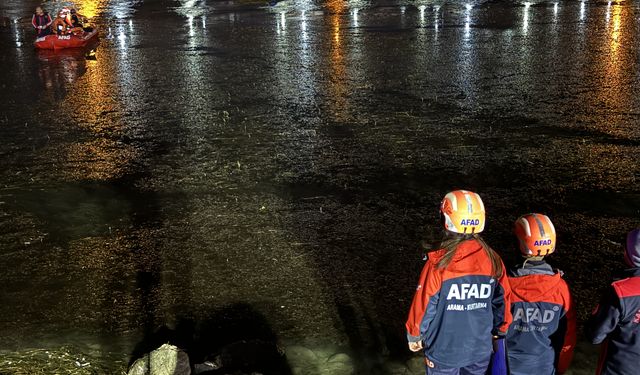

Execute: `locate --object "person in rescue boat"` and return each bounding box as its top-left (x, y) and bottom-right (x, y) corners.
top-left (51, 9), bottom-right (83, 36)
top-left (51, 10), bottom-right (72, 35)
top-left (586, 228), bottom-right (640, 375)
top-left (69, 9), bottom-right (86, 30)
top-left (31, 7), bottom-right (52, 38)
top-left (505, 214), bottom-right (576, 375)
top-left (406, 190), bottom-right (512, 374)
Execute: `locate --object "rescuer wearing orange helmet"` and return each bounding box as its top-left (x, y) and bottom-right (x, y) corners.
top-left (51, 9), bottom-right (69, 35)
top-left (505, 214), bottom-right (576, 375)
top-left (406, 190), bottom-right (512, 374)
top-left (51, 8), bottom-right (83, 36)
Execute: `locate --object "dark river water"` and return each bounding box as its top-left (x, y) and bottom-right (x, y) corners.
top-left (0, 0), bottom-right (639, 373)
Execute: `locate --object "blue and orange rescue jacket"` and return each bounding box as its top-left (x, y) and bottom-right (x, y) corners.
top-left (506, 261), bottom-right (576, 375)
top-left (406, 239), bottom-right (512, 368)
top-left (586, 267), bottom-right (640, 375)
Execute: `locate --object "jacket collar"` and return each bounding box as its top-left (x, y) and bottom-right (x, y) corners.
top-left (510, 259), bottom-right (558, 277)
top-left (615, 267), bottom-right (640, 279)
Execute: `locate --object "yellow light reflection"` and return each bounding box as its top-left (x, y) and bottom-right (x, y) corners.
top-left (55, 36), bottom-right (132, 181)
top-left (610, 4), bottom-right (621, 55)
top-left (587, 3), bottom-right (632, 137)
top-left (328, 10), bottom-right (348, 121)
top-left (602, 4), bottom-right (623, 86)
top-left (64, 138), bottom-right (139, 181)
top-left (73, 0), bottom-right (106, 18)
top-left (327, 0), bottom-right (346, 16)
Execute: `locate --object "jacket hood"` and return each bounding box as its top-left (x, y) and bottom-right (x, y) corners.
top-left (429, 239), bottom-right (483, 261)
top-left (509, 261), bottom-right (563, 300)
top-left (614, 267), bottom-right (640, 280)
top-left (625, 228), bottom-right (640, 267)
top-left (428, 239), bottom-right (492, 275)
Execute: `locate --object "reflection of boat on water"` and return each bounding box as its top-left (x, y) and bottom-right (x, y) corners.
top-left (36, 47), bottom-right (88, 63)
top-left (34, 28), bottom-right (99, 50)
top-left (36, 45), bottom-right (97, 91)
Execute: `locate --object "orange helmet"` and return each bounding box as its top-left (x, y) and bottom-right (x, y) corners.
top-left (440, 190), bottom-right (485, 234)
top-left (514, 213), bottom-right (556, 257)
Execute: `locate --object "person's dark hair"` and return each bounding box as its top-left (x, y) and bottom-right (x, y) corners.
top-left (435, 231), bottom-right (503, 278)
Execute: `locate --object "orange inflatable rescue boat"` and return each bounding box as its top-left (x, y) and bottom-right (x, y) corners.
top-left (34, 28), bottom-right (99, 50)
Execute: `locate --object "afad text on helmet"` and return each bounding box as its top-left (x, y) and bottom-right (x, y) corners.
top-left (533, 239), bottom-right (552, 246)
top-left (459, 219), bottom-right (481, 226)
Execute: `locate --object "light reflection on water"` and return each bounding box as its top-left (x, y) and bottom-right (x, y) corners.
top-left (522, 2), bottom-right (530, 34)
top-left (464, 4), bottom-right (472, 39)
top-left (588, 3), bottom-right (633, 132)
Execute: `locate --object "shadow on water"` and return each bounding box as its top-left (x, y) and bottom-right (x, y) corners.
top-left (96, 173), bottom-right (185, 359)
top-left (130, 303), bottom-right (292, 375)
top-left (281, 137), bottom-right (442, 373)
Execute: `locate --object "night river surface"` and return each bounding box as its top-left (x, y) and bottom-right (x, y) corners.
top-left (0, 0), bottom-right (639, 373)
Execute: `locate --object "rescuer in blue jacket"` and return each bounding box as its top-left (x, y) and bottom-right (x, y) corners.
top-left (406, 190), bottom-right (512, 374)
top-left (586, 228), bottom-right (640, 375)
top-left (506, 214), bottom-right (576, 375)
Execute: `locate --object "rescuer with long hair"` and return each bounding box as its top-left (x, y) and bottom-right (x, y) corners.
top-left (406, 190), bottom-right (512, 374)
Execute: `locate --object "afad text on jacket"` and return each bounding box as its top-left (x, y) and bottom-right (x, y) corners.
top-left (406, 239), bottom-right (512, 368)
top-left (506, 261), bottom-right (576, 375)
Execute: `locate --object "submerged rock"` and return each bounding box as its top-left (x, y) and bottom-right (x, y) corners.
top-left (287, 347), bottom-right (355, 375)
top-left (322, 353), bottom-right (354, 375)
top-left (128, 344), bottom-right (191, 375)
top-left (326, 353), bottom-right (351, 363)
top-left (286, 345), bottom-right (318, 364)
top-left (320, 362), bottom-right (354, 375)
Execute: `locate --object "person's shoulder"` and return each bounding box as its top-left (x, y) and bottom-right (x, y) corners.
top-left (555, 275), bottom-right (573, 301)
top-left (426, 248), bottom-right (446, 264)
top-left (611, 275), bottom-right (640, 299)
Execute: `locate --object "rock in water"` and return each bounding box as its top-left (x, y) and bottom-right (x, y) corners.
top-left (128, 344), bottom-right (191, 375)
top-left (327, 353), bottom-right (351, 363)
